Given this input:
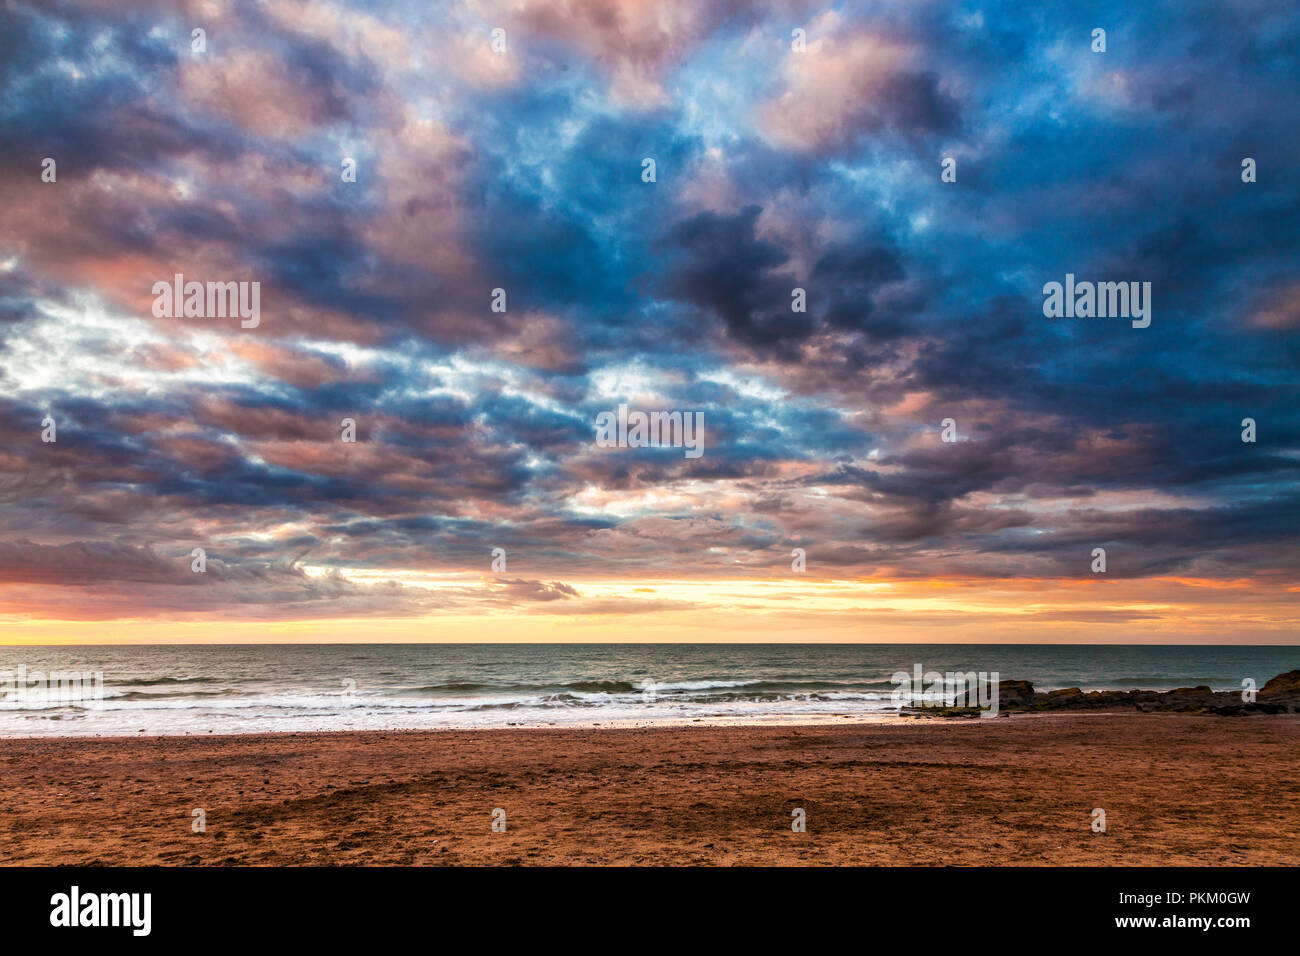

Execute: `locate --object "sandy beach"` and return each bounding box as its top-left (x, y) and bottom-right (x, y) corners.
top-left (2, 713), bottom-right (1297, 866)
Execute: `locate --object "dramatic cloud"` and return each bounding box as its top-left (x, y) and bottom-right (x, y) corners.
top-left (0, 0), bottom-right (1297, 639)
top-left (760, 25), bottom-right (958, 152)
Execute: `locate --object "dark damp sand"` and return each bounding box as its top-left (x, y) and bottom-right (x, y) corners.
top-left (2, 714), bottom-right (1297, 866)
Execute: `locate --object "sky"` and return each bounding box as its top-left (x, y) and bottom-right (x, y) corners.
top-left (0, 0), bottom-right (1296, 644)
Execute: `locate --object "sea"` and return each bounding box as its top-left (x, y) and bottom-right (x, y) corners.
top-left (0, 643), bottom-right (1294, 737)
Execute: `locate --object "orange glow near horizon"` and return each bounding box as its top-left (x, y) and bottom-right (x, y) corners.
top-left (2, 574), bottom-right (1295, 644)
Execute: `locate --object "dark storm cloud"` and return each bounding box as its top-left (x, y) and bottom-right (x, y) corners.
top-left (657, 205), bottom-right (812, 354)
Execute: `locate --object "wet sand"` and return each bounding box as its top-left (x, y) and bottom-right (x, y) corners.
top-left (2, 713), bottom-right (1297, 865)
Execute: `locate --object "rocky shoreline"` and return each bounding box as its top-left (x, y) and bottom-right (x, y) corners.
top-left (916, 669), bottom-right (1300, 717)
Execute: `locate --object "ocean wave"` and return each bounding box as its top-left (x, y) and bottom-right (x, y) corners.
top-left (112, 689), bottom-right (239, 701)
top-left (398, 677), bottom-right (891, 696)
top-left (403, 679), bottom-right (642, 695)
top-left (109, 676), bottom-right (225, 687)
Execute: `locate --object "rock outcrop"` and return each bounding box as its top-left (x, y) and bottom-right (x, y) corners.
top-left (911, 669), bottom-right (1300, 717)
